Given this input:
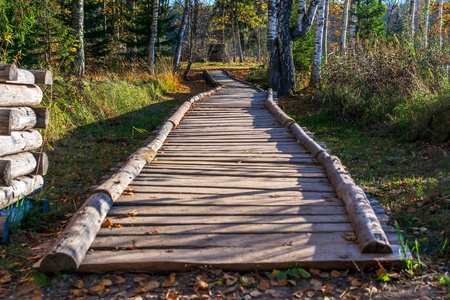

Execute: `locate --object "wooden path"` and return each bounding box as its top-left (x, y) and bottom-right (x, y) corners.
top-left (71, 71), bottom-right (403, 272)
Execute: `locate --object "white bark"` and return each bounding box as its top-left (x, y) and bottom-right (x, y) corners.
top-left (174, 0), bottom-right (189, 72)
top-left (410, 0), bottom-right (416, 44)
top-left (439, 0), bottom-right (444, 51)
top-left (72, 0), bottom-right (85, 77)
top-left (342, 0), bottom-right (350, 55)
top-left (349, 0), bottom-right (357, 47)
top-left (267, 0), bottom-right (278, 55)
top-left (424, 0), bottom-right (430, 48)
top-left (149, 0), bottom-right (159, 74)
top-left (323, 0), bottom-right (329, 62)
top-left (310, 0), bottom-right (326, 88)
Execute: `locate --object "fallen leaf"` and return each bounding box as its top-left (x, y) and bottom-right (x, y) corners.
top-left (250, 290), bottom-right (262, 297)
top-left (101, 218), bottom-right (113, 228)
top-left (331, 270), bottom-right (340, 277)
top-left (88, 284), bottom-right (105, 295)
top-left (240, 274), bottom-right (256, 285)
top-left (266, 289), bottom-right (283, 298)
top-left (321, 282), bottom-right (334, 294)
top-left (195, 277), bottom-right (209, 291)
top-left (100, 279), bottom-right (112, 286)
top-left (258, 279), bottom-right (271, 291)
top-left (146, 230), bottom-right (159, 235)
top-left (350, 278), bottom-right (362, 288)
top-left (309, 279), bottom-right (322, 291)
top-left (407, 206), bottom-right (416, 212)
top-left (113, 275), bottom-right (126, 285)
top-left (73, 279), bottom-right (84, 289)
top-left (309, 268), bottom-right (321, 276)
top-left (278, 279), bottom-right (288, 286)
top-left (161, 273), bottom-right (177, 287)
top-left (141, 280), bottom-right (160, 292)
top-left (306, 290), bottom-right (316, 298)
top-left (133, 276), bottom-right (147, 283)
top-left (287, 279), bottom-right (297, 286)
top-left (70, 289), bottom-right (89, 297)
top-left (165, 290), bottom-right (179, 300)
top-left (319, 272), bottom-right (330, 278)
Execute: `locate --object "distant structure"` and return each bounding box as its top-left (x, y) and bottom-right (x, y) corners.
top-left (208, 44), bottom-right (229, 62)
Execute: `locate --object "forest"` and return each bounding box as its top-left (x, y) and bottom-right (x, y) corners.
top-left (0, 0), bottom-right (449, 299)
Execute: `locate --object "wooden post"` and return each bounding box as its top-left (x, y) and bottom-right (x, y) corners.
top-left (265, 89), bottom-right (392, 254)
top-left (0, 161), bottom-right (11, 186)
top-left (0, 175), bottom-right (44, 210)
top-left (0, 130), bottom-right (43, 157)
top-left (0, 83), bottom-right (43, 107)
top-left (0, 64), bottom-right (18, 81)
top-left (29, 70), bottom-right (53, 85)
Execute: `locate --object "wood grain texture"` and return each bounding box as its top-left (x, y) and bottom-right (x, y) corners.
top-left (0, 175), bottom-right (43, 210)
top-left (0, 83), bottom-right (43, 107)
top-left (0, 130), bottom-right (43, 157)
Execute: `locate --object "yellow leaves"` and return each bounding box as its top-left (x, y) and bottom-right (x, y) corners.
top-left (122, 187), bottom-right (135, 195)
top-left (194, 276), bottom-right (209, 291)
top-left (161, 273), bottom-right (178, 287)
top-left (101, 218), bottom-right (122, 228)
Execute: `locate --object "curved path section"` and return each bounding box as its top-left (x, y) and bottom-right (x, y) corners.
top-left (78, 71), bottom-right (403, 272)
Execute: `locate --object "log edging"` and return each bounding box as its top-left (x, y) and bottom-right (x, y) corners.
top-left (265, 88), bottom-right (392, 254)
top-left (37, 79), bottom-right (224, 273)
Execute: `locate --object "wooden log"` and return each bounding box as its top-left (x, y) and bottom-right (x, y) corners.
top-left (0, 130), bottom-right (43, 157)
top-left (0, 152), bottom-right (35, 186)
top-left (0, 175), bottom-right (44, 210)
top-left (134, 122), bottom-right (173, 163)
top-left (0, 64), bottom-right (18, 81)
top-left (0, 83), bottom-right (43, 107)
top-left (39, 193), bottom-right (113, 272)
top-left (289, 123), bottom-right (325, 157)
top-left (317, 152), bottom-right (392, 253)
top-left (0, 215), bottom-right (7, 244)
top-left (265, 89), bottom-right (295, 126)
top-left (203, 70), bottom-right (222, 87)
top-left (167, 101), bottom-right (191, 127)
top-left (29, 70), bottom-right (52, 85)
top-left (0, 107), bottom-right (49, 135)
top-left (0, 161), bottom-right (11, 186)
top-left (16, 69), bottom-right (35, 84)
top-left (32, 152), bottom-right (49, 176)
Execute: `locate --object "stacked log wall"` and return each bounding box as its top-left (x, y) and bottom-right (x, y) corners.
top-left (0, 64), bottom-right (52, 210)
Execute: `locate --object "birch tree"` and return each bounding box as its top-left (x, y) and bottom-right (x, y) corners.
top-left (183, 0), bottom-right (198, 77)
top-left (174, 0), bottom-right (189, 73)
top-left (424, 0), bottom-right (430, 48)
top-left (323, 0), bottom-right (329, 62)
top-left (349, 0), bottom-right (357, 46)
top-left (149, 0), bottom-right (159, 75)
top-left (233, 0), bottom-right (244, 62)
top-left (269, 0), bottom-right (321, 95)
top-left (410, 0), bottom-right (416, 44)
top-left (72, 0), bottom-right (85, 77)
top-left (342, 0), bottom-right (349, 55)
top-left (267, 0), bottom-right (279, 89)
top-left (310, 0), bottom-right (326, 88)
top-left (439, 0), bottom-right (444, 51)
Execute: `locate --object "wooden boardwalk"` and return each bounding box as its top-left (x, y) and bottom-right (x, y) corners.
top-left (74, 71), bottom-right (403, 272)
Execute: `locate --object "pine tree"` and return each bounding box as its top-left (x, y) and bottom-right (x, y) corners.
top-left (355, 0), bottom-right (387, 38)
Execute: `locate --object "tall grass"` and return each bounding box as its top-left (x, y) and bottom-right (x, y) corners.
top-left (43, 58), bottom-right (181, 141)
top-left (320, 36), bottom-right (450, 142)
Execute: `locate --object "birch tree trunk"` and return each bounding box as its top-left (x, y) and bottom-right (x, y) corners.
top-left (439, 0), bottom-right (444, 51)
top-left (424, 0), bottom-right (430, 48)
top-left (310, 0), bottom-right (326, 88)
top-left (349, 0), bottom-right (357, 48)
top-left (410, 0), bottom-right (416, 44)
top-left (342, 0), bottom-right (349, 55)
top-left (323, 0), bottom-right (329, 63)
top-left (174, 0), bottom-right (189, 73)
top-left (269, 0), bottom-right (321, 95)
top-left (183, 0), bottom-right (197, 78)
top-left (149, 0), bottom-right (159, 75)
top-left (267, 0), bottom-right (281, 90)
top-left (72, 0), bottom-right (85, 77)
top-left (233, 0), bottom-right (244, 62)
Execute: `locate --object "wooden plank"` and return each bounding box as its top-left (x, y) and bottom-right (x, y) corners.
top-left (108, 204), bottom-right (346, 216)
top-left (132, 174), bottom-right (330, 183)
top-left (91, 232), bottom-right (401, 250)
top-left (151, 160), bottom-right (320, 167)
top-left (115, 196), bottom-right (341, 206)
top-left (156, 153), bottom-right (312, 158)
top-left (153, 157), bottom-right (318, 164)
top-left (98, 223), bottom-right (354, 236)
top-left (129, 177), bottom-right (333, 192)
top-left (78, 244), bottom-right (405, 273)
top-left (143, 163), bottom-right (325, 172)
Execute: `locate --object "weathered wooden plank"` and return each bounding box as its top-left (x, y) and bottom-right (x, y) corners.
top-left (129, 177), bottom-right (333, 192)
top-left (156, 153), bottom-right (312, 158)
top-left (153, 157), bottom-right (318, 164)
top-left (108, 204), bottom-right (346, 216)
top-left (78, 244), bottom-right (405, 273)
top-left (144, 163), bottom-right (325, 172)
top-left (98, 223), bottom-right (354, 236)
top-left (115, 196), bottom-right (341, 206)
top-left (91, 232), bottom-right (401, 250)
top-left (151, 160), bottom-right (320, 168)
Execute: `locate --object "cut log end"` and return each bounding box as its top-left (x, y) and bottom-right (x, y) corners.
top-left (39, 253), bottom-right (78, 273)
top-left (0, 64), bottom-right (18, 81)
top-left (361, 240), bottom-right (393, 254)
top-left (0, 161), bottom-right (12, 187)
top-left (29, 70), bottom-right (53, 85)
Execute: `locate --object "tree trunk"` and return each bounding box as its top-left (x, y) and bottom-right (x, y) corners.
top-left (174, 0), bottom-right (189, 73)
top-left (267, 0), bottom-right (280, 89)
top-left (183, 0), bottom-right (198, 78)
top-left (149, 0), bottom-right (159, 75)
top-left (342, 0), bottom-right (349, 55)
top-left (349, 0), bottom-right (357, 48)
top-left (233, 0), bottom-right (244, 62)
top-left (310, 0), bottom-right (326, 88)
top-left (323, 0), bottom-right (329, 63)
top-left (72, 0), bottom-right (85, 77)
top-left (424, 0), bottom-right (430, 48)
top-left (439, 0), bottom-right (444, 51)
top-left (277, 0), bottom-right (296, 95)
top-left (410, 0), bottom-right (416, 44)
